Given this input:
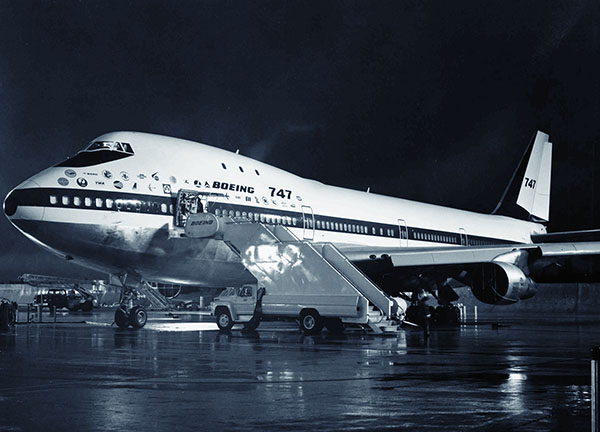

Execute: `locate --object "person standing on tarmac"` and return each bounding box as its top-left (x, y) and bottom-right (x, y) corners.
top-left (413, 288), bottom-right (432, 338)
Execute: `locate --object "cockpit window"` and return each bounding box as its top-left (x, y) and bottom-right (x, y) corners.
top-left (86, 141), bottom-right (134, 154)
top-left (55, 140), bottom-right (134, 168)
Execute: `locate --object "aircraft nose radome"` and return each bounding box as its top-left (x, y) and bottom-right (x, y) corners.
top-left (3, 188), bottom-right (17, 217)
top-left (3, 180), bottom-right (43, 221)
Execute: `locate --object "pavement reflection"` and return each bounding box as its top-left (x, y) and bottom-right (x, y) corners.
top-left (0, 311), bottom-right (595, 431)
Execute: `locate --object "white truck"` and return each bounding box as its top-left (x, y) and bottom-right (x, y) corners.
top-left (210, 283), bottom-right (405, 335)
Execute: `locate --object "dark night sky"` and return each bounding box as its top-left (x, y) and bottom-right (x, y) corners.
top-left (0, 0), bottom-right (599, 281)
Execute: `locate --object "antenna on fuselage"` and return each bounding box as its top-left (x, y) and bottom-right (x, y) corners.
top-left (366, 187), bottom-right (370, 193)
top-left (235, 149), bottom-right (240, 154)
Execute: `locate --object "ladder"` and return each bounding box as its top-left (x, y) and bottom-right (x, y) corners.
top-left (219, 219), bottom-right (401, 328)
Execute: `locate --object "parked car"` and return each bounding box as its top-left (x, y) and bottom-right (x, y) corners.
top-left (33, 289), bottom-right (94, 312)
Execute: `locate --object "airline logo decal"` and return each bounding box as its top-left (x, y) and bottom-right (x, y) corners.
top-left (212, 181), bottom-right (254, 194)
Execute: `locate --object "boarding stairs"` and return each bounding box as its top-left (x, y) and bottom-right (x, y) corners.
top-left (218, 219), bottom-right (403, 333)
top-left (137, 281), bottom-right (172, 310)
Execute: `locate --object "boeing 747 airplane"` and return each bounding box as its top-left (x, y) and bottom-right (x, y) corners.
top-left (5, 131), bottom-right (600, 329)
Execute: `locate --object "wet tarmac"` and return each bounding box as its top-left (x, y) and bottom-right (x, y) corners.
top-left (0, 311), bottom-right (597, 431)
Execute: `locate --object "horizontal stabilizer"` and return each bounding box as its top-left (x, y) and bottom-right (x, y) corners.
top-left (531, 229), bottom-right (600, 244)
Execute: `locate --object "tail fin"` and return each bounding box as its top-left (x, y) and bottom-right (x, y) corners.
top-left (516, 131), bottom-right (552, 221)
top-left (491, 130), bottom-right (552, 222)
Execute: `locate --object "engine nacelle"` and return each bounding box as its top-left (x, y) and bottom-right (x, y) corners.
top-left (470, 261), bottom-right (536, 305)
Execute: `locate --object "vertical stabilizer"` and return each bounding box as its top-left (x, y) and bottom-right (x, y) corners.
top-left (516, 131), bottom-right (552, 221)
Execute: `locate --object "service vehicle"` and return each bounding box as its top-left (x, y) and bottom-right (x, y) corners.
top-left (33, 289), bottom-right (94, 312)
top-left (210, 283), bottom-right (404, 335)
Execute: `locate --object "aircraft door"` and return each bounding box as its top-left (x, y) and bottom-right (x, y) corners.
top-left (459, 228), bottom-right (468, 246)
top-left (301, 205), bottom-right (315, 240)
top-left (398, 219), bottom-right (408, 247)
top-left (175, 189), bottom-right (205, 228)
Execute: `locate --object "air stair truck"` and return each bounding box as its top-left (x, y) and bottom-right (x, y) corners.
top-left (184, 213), bottom-right (406, 334)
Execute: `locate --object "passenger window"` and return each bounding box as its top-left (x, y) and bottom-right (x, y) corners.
top-left (235, 210), bottom-right (241, 218)
top-left (254, 213), bottom-right (259, 222)
top-left (242, 211), bottom-right (247, 219)
top-left (106, 198), bottom-right (113, 209)
top-left (49, 195), bottom-right (57, 205)
top-left (379, 228), bottom-right (383, 236)
top-left (161, 203), bottom-right (167, 213)
top-left (325, 221), bottom-right (330, 230)
top-left (169, 204), bottom-right (173, 214)
top-left (229, 210), bottom-right (234, 218)
top-left (221, 163), bottom-right (227, 169)
top-left (239, 166), bottom-right (244, 173)
top-left (260, 214), bottom-right (265, 222)
top-left (255, 169), bottom-right (260, 176)
top-left (316, 220), bottom-right (321, 229)
top-left (84, 197), bottom-right (92, 207)
top-left (292, 217), bottom-right (297, 226)
top-left (334, 222), bottom-right (339, 231)
top-left (73, 197), bottom-right (80, 206)
top-left (215, 208), bottom-right (221, 216)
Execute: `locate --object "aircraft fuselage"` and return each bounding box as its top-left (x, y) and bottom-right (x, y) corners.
top-left (4, 131), bottom-right (545, 287)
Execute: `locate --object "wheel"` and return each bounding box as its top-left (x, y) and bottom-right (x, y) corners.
top-left (129, 306), bottom-right (148, 328)
top-left (216, 308), bottom-right (233, 331)
top-left (114, 306), bottom-right (130, 328)
top-left (300, 310), bottom-right (323, 335)
top-left (442, 305), bottom-right (460, 325)
top-left (324, 318), bottom-right (344, 334)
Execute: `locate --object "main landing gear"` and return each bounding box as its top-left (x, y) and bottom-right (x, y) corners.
top-left (406, 303), bottom-right (461, 327)
top-left (113, 275), bottom-right (148, 329)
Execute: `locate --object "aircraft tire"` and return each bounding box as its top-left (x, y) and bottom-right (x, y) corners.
top-left (114, 306), bottom-right (130, 328)
top-left (216, 308), bottom-right (233, 331)
top-left (300, 309), bottom-right (323, 335)
top-left (324, 318), bottom-right (344, 334)
top-left (129, 306), bottom-right (147, 328)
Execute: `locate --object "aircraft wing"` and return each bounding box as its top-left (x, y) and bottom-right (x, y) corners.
top-left (337, 240), bottom-right (600, 303)
top-left (339, 241), bottom-right (600, 267)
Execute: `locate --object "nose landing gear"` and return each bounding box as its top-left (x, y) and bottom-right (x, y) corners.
top-left (114, 304), bottom-right (148, 329)
top-left (113, 274), bottom-right (148, 329)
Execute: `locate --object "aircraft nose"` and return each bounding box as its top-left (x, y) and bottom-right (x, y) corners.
top-left (3, 188), bottom-right (18, 217)
top-left (3, 180), bottom-right (44, 221)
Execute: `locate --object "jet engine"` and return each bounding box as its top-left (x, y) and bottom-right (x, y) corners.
top-left (469, 261), bottom-right (536, 305)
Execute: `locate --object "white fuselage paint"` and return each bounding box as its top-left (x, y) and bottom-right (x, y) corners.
top-left (5, 131), bottom-right (546, 287)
